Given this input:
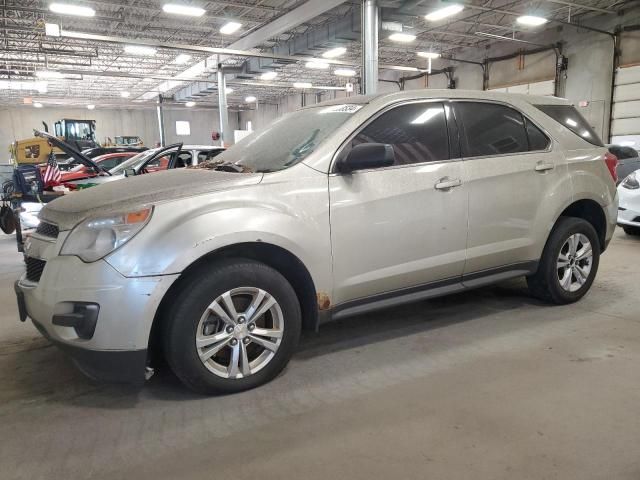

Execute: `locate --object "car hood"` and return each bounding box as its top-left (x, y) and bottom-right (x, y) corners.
top-left (41, 169), bottom-right (263, 230)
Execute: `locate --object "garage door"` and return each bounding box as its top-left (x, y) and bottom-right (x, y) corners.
top-left (489, 79), bottom-right (555, 96)
top-left (611, 65), bottom-right (640, 149)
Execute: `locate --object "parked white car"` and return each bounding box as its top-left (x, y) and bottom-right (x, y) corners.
top-left (16, 90), bottom-right (618, 394)
top-left (617, 170), bottom-right (640, 235)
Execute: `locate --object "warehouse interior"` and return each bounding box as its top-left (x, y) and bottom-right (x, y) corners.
top-left (1, 0), bottom-right (640, 479)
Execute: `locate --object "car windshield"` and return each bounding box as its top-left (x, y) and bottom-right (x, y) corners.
top-left (110, 148), bottom-right (167, 174)
top-left (214, 104), bottom-right (363, 173)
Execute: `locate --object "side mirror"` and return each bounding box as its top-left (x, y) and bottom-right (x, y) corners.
top-left (124, 168), bottom-right (136, 177)
top-left (336, 143), bottom-right (395, 174)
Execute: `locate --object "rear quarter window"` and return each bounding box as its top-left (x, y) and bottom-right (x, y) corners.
top-left (535, 104), bottom-right (604, 147)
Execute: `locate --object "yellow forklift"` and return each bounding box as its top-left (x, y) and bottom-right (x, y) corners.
top-left (12, 119), bottom-right (99, 164)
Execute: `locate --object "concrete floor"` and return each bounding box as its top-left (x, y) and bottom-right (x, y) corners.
top-left (1, 231), bottom-right (639, 480)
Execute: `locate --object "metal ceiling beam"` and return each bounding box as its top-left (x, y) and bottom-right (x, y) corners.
top-left (540, 0), bottom-right (617, 14)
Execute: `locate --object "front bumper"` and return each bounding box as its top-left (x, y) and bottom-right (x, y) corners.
top-left (617, 187), bottom-right (640, 228)
top-left (16, 246), bottom-right (179, 384)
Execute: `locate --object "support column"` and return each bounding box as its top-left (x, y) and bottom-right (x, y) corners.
top-left (156, 95), bottom-right (165, 147)
top-left (361, 0), bottom-right (379, 95)
top-left (217, 64), bottom-right (230, 147)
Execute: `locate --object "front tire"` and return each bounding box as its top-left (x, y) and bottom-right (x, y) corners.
top-left (163, 259), bottom-right (301, 394)
top-left (527, 217), bottom-right (600, 304)
top-left (622, 225), bottom-right (640, 236)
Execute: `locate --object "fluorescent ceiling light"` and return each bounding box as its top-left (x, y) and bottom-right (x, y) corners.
top-left (220, 21), bottom-right (242, 35)
top-left (417, 51), bottom-right (441, 59)
top-left (174, 54), bottom-right (192, 64)
top-left (142, 77), bottom-right (155, 82)
top-left (49, 3), bottom-right (95, 17)
top-left (185, 101), bottom-right (196, 107)
top-left (322, 47), bottom-right (347, 59)
top-left (516, 15), bottom-right (548, 26)
top-left (124, 45), bottom-right (157, 56)
top-left (121, 91), bottom-right (130, 98)
top-left (162, 4), bottom-right (206, 16)
top-left (225, 87), bottom-right (234, 94)
top-left (306, 60), bottom-right (329, 69)
top-left (260, 71), bottom-right (278, 80)
top-left (45, 23), bottom-right (61, 36)
top-left (293, 82), bottom-right (312, 89)
top-left (388, 33), bottom-right (416, 42)
top-left (334, 68), bottom-right (356, 77)
top-left (33, 102), bottom-right (43, 108)
top-left (0, 80), bottom-right (48, 92)
top-left (35, 70), bottom-right (63, 79)
top-left (245, 96), bottom-right (257, 102)
top-left (87, 104), bottom-right (95, 110)
top-left (425, 4), bottom-right (464, 21)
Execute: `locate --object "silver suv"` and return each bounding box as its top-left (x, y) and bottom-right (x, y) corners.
top-left (15, 90), bottom-right (618, 393)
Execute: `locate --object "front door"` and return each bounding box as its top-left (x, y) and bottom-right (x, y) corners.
top-left (329, 101), bottom-right (468, 305)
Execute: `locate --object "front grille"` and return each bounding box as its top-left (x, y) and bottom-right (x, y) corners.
top-left (36, 221), bottom-right (59, 238)
top-left (25, 257), bottom-right (46, 283)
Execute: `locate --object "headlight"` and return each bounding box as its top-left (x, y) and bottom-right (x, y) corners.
top-left (621, 171), bottom-right (639, 190)
top-left (61, 207), bottom-right (153, 262)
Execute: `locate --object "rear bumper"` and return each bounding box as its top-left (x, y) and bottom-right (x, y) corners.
top-left (31, 315), bottom-right (147, 384)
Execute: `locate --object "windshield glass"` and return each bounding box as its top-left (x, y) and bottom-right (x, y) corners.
top-left (110, 148), bottom-right (166, 174)
top-left (214, 104), bottom-right (363, 172)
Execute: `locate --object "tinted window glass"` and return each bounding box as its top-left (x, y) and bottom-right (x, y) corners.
top-left (457, 102), bottom-right (528, 156)
top-left (535, 104), bottom-right (603, 146)
top-left (175, 152), bottom-right (192, 168)
top-left (350, 102), bottom-right (449, 166)
top-left (526, 119), bottom-right (550, 151)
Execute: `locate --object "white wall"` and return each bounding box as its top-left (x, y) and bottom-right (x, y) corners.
top-left (0, 105), bottom-right (238, 162)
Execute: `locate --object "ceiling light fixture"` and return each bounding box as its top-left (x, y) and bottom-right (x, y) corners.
top-left (322, 47), bottom-right (347, 58)
top-left (260, 71), bottom-right (278, 80)
top-left (516, 15), bottom-right (548, 26)
top-left (220, 21), bottom-right (242, 34)
top-left (293, 82), bottom-right (313, 89)
top-left (185, 101), bottom-right (196, 107)
top-left (174, 53), bottom-right (192, 64)
top-left (49, 3), bottom-right (95, 17)
top-left (162, 4), bottom-right (206, 16)
top-left (245, 96), bottom-right (257, 102)
top-left (334, 68), bottom-right (356, 77)
top-left (121, 91), bottom-right (130, 98)
top-left (45, 23), bottom-right (61, 36)
top-left (124, 45), bottom-right (157, 56)
top-left (306, 60), bottom-right (329, 69)
top-left (225, 87), bottom-right (234, 94)
top-left (417, 51), bottom-right (441, 59)
top-left (35, 70), bottom-right (64, 79)
top-left (87, 104), bottom-right (95, 110)
top-left (388, 32), bottom-right (416, 42)
top-left (33, 102), bottom-right (43, 108)
top-left (425, 4), bottom-right (464, 21)
top-left (142, 77), bottom-right (155, 82)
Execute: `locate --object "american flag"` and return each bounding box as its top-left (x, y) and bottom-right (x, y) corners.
top-left (43, 151), bottom-right (61, 187)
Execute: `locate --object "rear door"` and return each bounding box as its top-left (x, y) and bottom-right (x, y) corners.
top-left (453, 101), bottom-right (562, 274)
top-left (329, 100), bottom-right (469, 304)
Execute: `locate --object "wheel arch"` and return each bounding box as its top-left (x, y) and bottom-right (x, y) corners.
top-left (148, 242), bottom-right (319, 357)
top-left (557, 198), bottom-right (607, 252)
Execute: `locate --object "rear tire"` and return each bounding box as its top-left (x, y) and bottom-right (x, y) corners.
top-left (622, 225), bottom-right (640, 236)
top-left (527, 217), bottom-right (600, 304)
top-left (163, 259), bottom-right (301, 395)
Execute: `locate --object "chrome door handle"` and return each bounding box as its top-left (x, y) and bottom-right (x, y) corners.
top-left (434, 177), bottom-right (462, 191)
top-left (535, 162), bottom-right (554, 172)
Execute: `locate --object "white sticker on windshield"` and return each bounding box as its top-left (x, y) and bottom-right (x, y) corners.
top-left (320, 104), bottom-right (363, 114)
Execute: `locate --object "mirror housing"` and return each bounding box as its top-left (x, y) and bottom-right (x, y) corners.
top-left (336, 143), bottom-right (395, 173)
top-left (124, 168), bottom-right (136, 177)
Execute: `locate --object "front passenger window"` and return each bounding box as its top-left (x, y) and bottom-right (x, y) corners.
top-left (350, 102), bottom-right (449, 166)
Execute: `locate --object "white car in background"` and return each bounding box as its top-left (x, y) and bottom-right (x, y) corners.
top-left (617, 170), bottom-right (640, 235)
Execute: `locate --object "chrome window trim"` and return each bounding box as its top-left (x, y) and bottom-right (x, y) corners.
top-left (448, 98), bottom-right (555, 160)
top-left (329, 98), bottom-right (460, 175)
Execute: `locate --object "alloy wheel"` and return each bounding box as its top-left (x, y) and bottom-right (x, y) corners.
top-left (557, 233), bottom-right (593, 293)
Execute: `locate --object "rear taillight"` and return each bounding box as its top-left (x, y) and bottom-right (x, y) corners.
top-left (604, 152), bottom-right (618, 183)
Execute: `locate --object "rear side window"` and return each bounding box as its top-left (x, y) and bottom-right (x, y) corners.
top-left (351, 102), bottom-right (449, 166)
top-left (455, 102), bottom-right (529, 156)
top-left (535, 104), bottom-right (603, 146)
top-left (525, 119), bottom-right (551, 151)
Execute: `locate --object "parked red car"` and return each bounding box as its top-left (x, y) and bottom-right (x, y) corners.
top-left (41, 152), bottom-right (139, 182)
